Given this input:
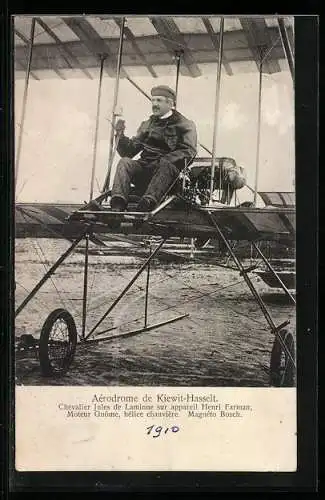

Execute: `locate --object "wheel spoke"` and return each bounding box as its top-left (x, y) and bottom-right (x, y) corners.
top-left (39, 309), bottom-right (77, 377)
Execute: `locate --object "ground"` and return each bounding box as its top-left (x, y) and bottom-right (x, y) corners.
top-left (14, 238), bottom-right (296, 386)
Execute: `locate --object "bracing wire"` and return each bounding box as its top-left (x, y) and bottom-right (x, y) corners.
top-left (84, 260), bottom-right (99, 311)
top-left (84, 250), bottom-right (269, 334)
top-left (91, 271), bottom-right (268, 336)
top-left (81, 228), bottom-right (295, 336)
top-left (110, 264), bottom-right (295, 334)
top-left (84, 246), bottom-right (174, 315)
top-left (15, 18), bottom-right (36, 194)
top-left (28, 239), bottom-right (67, 309)
top-left (32, 19), bottom-right (65, 40)
top-left (19, 210), bottom-right (81, 319)
top-left (84, 234), bottom-right (268, 320)
top-left (86, 267), bottom-right (175, 315)
top-left (16, 281), bottom-right (53, 312)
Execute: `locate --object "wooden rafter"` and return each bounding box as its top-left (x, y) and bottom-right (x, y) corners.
top-left (251, 18), bottom-right (282, 73)
top-left (277, 17), bottom-right (294, 78)
top-left (15, 58), bottom-right (40, 80)
top-left (285, 24), bottom-right (294, 56)
top-left (113, 17), bottom-right (157, 78)
top-left (14, 26), bottom-right (288, 76)
top-left (43, 49), bottom-right (67, 79)
top-left (149, 17), bottom-right (201, 77)
top-left (62, 17), bottom-right (126, 78)
top-left (14, 29), bottom-right (28, 44)
top-left (239, 18), bottom-right (264, 70)
top-left (15, 27), bottom-right (65, 80)
top-left (201, 17), bottom-right (233, 75)
top-left (35, 18), bottom-right (93, 79)
top-left (240, 18), bottom-right (281, 73)
top-left (14, 29), bottom-right (42, 80)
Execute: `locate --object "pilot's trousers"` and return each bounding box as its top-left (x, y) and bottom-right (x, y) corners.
top-left (111, 157), bottom-right (179, 207)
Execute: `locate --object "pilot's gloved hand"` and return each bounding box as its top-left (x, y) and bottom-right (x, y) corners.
top-left (115, 119), bottom-right (126, 136)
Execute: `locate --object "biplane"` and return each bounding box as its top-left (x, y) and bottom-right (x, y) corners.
top-left (14, 15), bottom-right (296, 387)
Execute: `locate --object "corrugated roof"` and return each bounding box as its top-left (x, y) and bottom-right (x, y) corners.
top-left (13, 16), bottom-right (294, 80)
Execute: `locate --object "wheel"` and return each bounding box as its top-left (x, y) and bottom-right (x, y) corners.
top-left (39, 308), bottom-right (77, 377)
top-left (270, 329), bottom-right (295, 387)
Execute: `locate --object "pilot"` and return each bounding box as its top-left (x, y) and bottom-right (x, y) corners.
top-left (110, 85), bottom-right (198, 212)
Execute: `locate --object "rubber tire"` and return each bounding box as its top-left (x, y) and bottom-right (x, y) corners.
top-left (270, 329), bottom-right (295, 387)
top-left (39, 308), bottom-right (77, 377)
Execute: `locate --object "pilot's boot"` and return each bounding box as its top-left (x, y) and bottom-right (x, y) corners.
top-left (110, 196), bottom-right (127, 212)
top-left (136, 197), bottom-right (156, 212)
top-left (106, 196), bottom-right (127, 232)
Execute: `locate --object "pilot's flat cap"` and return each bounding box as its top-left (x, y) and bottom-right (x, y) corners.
top-left (151, 85), bottom-right (176, 101)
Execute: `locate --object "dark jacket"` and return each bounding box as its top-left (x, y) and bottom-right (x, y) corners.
top-left (116, 110), bottom-right (197, 170)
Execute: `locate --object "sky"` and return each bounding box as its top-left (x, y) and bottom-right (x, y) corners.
top-left (14, 62), bottom-right (295, 204)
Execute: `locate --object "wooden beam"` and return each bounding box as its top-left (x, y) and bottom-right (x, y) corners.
top-left (35, 18), bottom-right (93, 79)
top-left (52, 67), bottom-right (66, 79)
top-left (14, 29), bottom-right (29, 44)
top-left (62, 17), bottom-right (125, 78)
top-left (277, 18), bottom-right (294, 78)
top-left (15, 59), bottom-right (40, 80)
top-left (18, 25), bottom-right (66, 80)
top-left (149, 17), bottom-right (201, 77)
top-left (201, 17), bottom-right (233, 75)
top-left (251, 18), bottom-right (282, 73)
top-left (41, 49), bottom-right (66, 79)
top-left (14, 28), bottom-right (287, 75)
top-left (14, 29), bottom-right (40, 80)
top-left (240, 18), bottom-right (281, 73)
top-left (113, 18), bottom-right (157, 78)
top-left (239, 18), bottom-right (264, 70)
top-left (286, 25), bottom-right (294, 56)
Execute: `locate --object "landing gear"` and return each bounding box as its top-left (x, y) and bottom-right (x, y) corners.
top-left (270, 329), bottom-right (295, 387)
top-left (39, 308), bottom-right (77, 377)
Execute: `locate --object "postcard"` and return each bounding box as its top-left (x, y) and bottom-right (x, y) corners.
top-left (13, 14), bottom-right (297, 474)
